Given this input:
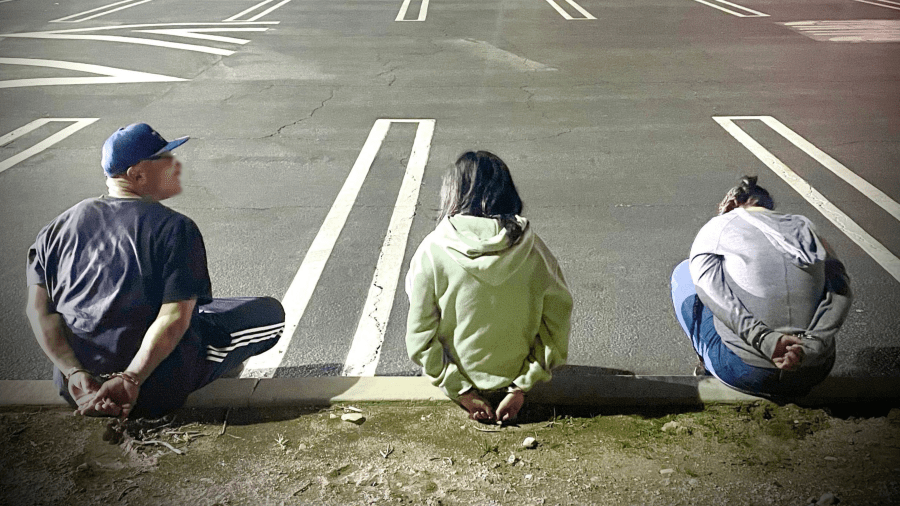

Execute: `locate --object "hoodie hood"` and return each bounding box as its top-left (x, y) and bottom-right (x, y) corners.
top-left (735, 208), bottom-right (826, 268)
top-left (434, 215), bottom-right (534, 286)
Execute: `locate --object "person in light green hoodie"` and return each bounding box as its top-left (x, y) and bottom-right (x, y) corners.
top-left (405, 151), bottom-right (573, 423)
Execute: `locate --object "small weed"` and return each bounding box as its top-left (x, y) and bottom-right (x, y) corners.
top-left (478, 439), bottom-right (499, 458)
top-left (275, 434), bottom-right (289, 451)
top-left (544, 407), bottom-right (559, 428)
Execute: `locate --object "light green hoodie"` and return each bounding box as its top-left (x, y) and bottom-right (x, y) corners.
top-left (405, 215), bottom-right (573, 398)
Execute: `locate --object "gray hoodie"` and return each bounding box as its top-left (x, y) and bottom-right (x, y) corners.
top-left (689, 208), bottom-right (852, 368)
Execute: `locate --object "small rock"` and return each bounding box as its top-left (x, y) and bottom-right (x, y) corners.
top-left (522, 437), bottom-right (538, 449)
top-left (661, 421), bottom-right (679, 432)
top-left (329, 413), bottom-right (339, 419)
top-left (688, 478), bottom-right (699, 486)
top-left (297, 443), bottom-right (307, 450)
top-left (341, 413), bottom-right (366, 425)
top-left (507, 453), bottom-right (517, 464)
top-left (824, 456), bottom-right (837, 461)
top-left (659, 468), bottom-right (675, 475)
top-left (816, 492), bottom-right (838, 505)
top-left (525, 474), bottom-right (533, 480)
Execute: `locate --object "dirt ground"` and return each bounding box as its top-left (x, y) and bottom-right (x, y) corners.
top-left (1, 400), bottom-right (899, 506)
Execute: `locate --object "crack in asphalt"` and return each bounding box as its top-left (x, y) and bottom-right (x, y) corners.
top-left (375, 55), bottom-right (402, 87)
top-left (507, 129), bottom-right (573, 143)
top-left (824, 139), bottom-right (896, 148)
top-left (260, 88), bottom-right (336, 139)
top-left (221, 84), bottom-right (275, 104)
top-left (520, 85), bottom-right (536, 110)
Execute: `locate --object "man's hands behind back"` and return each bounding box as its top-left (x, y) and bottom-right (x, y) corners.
top-left (75, 375), bottom-right (139, 418)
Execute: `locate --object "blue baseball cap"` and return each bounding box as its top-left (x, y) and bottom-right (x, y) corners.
top-left (101, 123), bottom-right (189, 177)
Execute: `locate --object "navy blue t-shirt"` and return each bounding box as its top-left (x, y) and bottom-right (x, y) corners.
top-left (26, 196), bottom-right (213, 373)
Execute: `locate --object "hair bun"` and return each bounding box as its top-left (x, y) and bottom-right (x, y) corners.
top-left (741, 175), bottom-right (758, 190)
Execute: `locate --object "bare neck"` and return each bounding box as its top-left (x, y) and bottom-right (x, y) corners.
top-left (106, 177), bottom-right (150, 200)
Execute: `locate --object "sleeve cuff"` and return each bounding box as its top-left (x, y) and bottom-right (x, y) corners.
top-left (759, 331), bottom-right (786, 362)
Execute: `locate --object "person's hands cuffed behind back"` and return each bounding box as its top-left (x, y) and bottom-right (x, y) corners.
top-left (771, 335), bottom-right (806, 370)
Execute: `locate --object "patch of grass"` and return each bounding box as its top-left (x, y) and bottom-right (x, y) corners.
top-left (478, 439), bottom-right (499, 458)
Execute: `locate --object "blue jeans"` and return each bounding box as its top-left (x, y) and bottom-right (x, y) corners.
top-left (670, 260), bottom-right (832, 399)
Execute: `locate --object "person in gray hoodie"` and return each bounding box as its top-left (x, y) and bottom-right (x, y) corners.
top-left (670, 176), bottom-right (852, 398)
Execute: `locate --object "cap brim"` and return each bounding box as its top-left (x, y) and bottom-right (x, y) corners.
top-left (152, 136), bottom-right (189, 156)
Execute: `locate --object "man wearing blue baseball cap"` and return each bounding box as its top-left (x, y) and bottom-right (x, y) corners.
top-left (26, 123), bottom-right (285, 418)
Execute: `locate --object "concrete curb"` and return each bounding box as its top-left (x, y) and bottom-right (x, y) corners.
top-left (2, 375), bottom-right (898, 409)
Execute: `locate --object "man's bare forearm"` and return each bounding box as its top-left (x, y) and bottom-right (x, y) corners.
top-left (124, 299), bottom-right (196, 384)
top-left (25, 285), bottom-right (83, 374)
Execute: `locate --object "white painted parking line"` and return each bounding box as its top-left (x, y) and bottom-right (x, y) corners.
top-left (688, 0), bottom-right (768, 17)
top-left (134, 28), bottom-right (267, 45)
top-left (754, 116), bottom-right (900, 223)
top-left (0, 57), bottom-right (185, 88)
top-left (15, 22), bottom-right (280, 31)
top-left (783, 20), bottom-right (900, 42)
top-left (0, 118), bottom-right (98, 174)
top-left (396, 0), bottom-right (430, 21)
top-left (854, 0), bottom-right (900, 12)
top-left (0, 23), bottom-right (275, 57)
top-left (224, 0), bottom-right (292, 22)
top-left (243, 119), bottom-right (435, 378)
top-left (4, 29), bottom-right (232, 56)
top-left (342, 119), bottom-right (435, 377)
top-left (714, 116), bottom-right (900, 283)
top-left (50, 0), bottom-right (151, 23)
top-left (544, 0), bottom-right (596, 20)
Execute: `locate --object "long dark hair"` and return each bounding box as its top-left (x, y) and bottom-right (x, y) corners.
top-left (438, 151), bottom-right (524, 244)
top-left (718, 175), bottom-right (775, 215)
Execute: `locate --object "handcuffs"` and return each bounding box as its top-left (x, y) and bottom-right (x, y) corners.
top-left (64, 367), bottom-right (141, 387)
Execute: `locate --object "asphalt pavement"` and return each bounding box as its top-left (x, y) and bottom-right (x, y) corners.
top-left (0, 0), bottom-right (898, 387)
